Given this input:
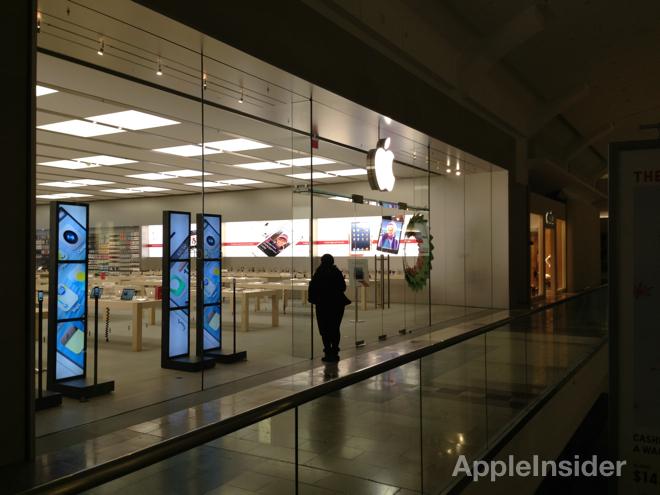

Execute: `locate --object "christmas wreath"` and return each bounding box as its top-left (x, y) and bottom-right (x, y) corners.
top-left (403, 213), bottom-right (433, 291)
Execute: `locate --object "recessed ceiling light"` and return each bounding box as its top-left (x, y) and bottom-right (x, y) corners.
top-left (36, 194), bottom-right (90, 200)
top-left (277, 157), bottom-right (335, 166)
top-left (36, 85), bottom-right (58, 97)
top-left (220, 178), bottom-right (262, 185)
top-left (167, 169), bottom-right (211, 177)
top-left (38, 160), bottom-right (101, 170)
top-left (286, 172), bottom-right (333, 180)
top-left (77, 155), bottom-right (137, 166)
top-left (234, 162), bottom-right (287, 171)
top-left (101, 188), bottom-right (136, 194)
top-left (127, 169), bottom-right (210, 180)
top-left (185, 181), bottom-right (228, 188)
top-left (87, 110), bottom-right (179, 130)
top-left (102, 186), bottom-right (170, 194)
top-left (39, 181), bottom-right (84, 188)
top-left (37, 120), bottom-right (125, 137)
top-left (328, 168), bottom-right (367, 176)
top-left (153, 145), bottom-right (222, 157)
top-left (69, 179), bottom-right (115, 186)
top-left (127, 172), bottom-right (174, 181)
top-left (204, 139), bottom-right (271, 152)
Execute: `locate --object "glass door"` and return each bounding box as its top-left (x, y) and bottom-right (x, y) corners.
top-left (530, 214), bottom-right (544, 298)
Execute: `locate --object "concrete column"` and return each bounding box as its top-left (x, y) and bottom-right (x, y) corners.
top-left (0, 1), bottom-right (36, 466)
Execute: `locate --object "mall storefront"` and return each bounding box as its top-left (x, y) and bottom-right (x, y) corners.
top-left (31, 0), bottom-right (510, 449)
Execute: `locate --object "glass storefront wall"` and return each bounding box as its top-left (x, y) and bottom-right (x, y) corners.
top-left (34, 0), bottom-right (509, 448)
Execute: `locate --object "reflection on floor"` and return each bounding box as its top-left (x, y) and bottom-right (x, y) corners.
top-left (83, 298), bottom-right (606, 495)
top-left (36, 299), bottom-right (489, 440)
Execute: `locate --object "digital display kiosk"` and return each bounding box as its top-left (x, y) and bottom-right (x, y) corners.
top-left (196, 213), bottom-right (246, 363)
top-left (162, 211), bottom-right (214, 371)
top-left (47, 202), bottom-right (114, 398)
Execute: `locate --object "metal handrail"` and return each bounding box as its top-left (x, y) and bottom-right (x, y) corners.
top-left (23, 286), bottom-right (607, 494)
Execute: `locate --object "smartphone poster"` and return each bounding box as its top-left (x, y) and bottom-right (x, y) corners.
top-left (169, 261), bottom-right (189, 309)
top-left (203, 216), bottom-right (221, 259)
top-left (58, 204), bottom-right (87, 261)
top-left (169, 308), bottom-right (189, 358)
top-left (256, 227), bottom-right (291, 257)
top-left (376, 215), bottom-right (404, 254)
top-left (169, 212), bottom-right (190, 260)
top-left (203, 305), bottom-right (221, 349)
top-left (56, 320), bottom-right (85, 379)
top-left (56, 263), bottom-right (86, 320)
top-left (203, 260), bottom-right (221, 305)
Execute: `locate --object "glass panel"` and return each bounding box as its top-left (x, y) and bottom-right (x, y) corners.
top-left (298, 362), bottom-right (422, 493)
top-left (36, 6), bottom-right (206, 441)
top-left (556, 219), bottom-right (567, 291)
top-left (530, 213), bottom-right (544, 298)
top-left (421, 336), bottom-right (487, 492)
top-left (544, 226), bottom-right (556, 293)
top-left (83, 411), bottom-right (296, 494)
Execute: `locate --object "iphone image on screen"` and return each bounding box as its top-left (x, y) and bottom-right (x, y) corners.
top-left (60, 324), bottom-right (85, 354)
top-left (58, 205), bottom-right (86, 261)
top-left (57, 283), bottom-right (79, 312)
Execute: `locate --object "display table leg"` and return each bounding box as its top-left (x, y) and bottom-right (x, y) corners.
top-left (302, 290), bottom-right (308, 305)
top-left (149, 306), bottom-right (156, 324)
top-left (132, 306), bottom-right (142, 352)
top-left (283, 290), bottom-right (288, 314)
top-left (256, 297), bottom-right (261, 311)
top-left (271, 294), bottom-right (279, 327)
top-left (241, 294), bottom-right (249, 332)
top-left (360, 286), bottom-right (367, 311)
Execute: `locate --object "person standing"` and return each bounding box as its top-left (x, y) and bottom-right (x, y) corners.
top-left (308, 254), bottom-right (349, 361)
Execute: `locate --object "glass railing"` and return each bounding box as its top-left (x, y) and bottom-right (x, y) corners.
top-left (60, 288), bottom-right (607, 494)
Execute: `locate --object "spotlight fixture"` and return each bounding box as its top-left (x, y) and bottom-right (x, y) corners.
top-left (202, 72), bottom-right (207, 90)
top-left (156, 58), bottom-right (163, 76)
top-left (36, 11), bottom-right (41, 33)
top-left (445, 156), bottom-right (451, 174)
top-left (238, 86), bottom-right (244, 104)
top-left (455, 161), bottom-right (461, 176)
top-left (97, 39), bottom-right (104, 56)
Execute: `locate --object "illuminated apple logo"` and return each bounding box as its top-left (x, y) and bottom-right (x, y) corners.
top-left (367, 137), bottom-right (395, 192)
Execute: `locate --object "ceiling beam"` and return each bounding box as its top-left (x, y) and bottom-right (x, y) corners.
top-left (458, 4), bottom-right (549, 92)
top-left (563, 122), bottom-right (615, 163)
top-left (527, 84), bottom-right (590, 136)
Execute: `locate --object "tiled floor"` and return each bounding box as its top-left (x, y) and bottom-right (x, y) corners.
top-left (75, 293), bottom-right (606, 495)
top-left (35, 299), bottom-right (491, 440)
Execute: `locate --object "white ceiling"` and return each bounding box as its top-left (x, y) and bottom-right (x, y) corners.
top-left (35, 0), bottom-right (500, 205)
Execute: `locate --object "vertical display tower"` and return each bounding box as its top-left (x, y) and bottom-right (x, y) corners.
top-left (47, 202), bottom-right (114, 398)
top-left (196, 214), bottom-right (246, 363)
top-left (162, 211), bottom-right (215, 371)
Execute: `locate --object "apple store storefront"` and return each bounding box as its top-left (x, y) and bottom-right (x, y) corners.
top-left (34, 1), bottom-right (510, 447)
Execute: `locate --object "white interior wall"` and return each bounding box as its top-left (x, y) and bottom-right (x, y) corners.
top-left (37, 172), bottom-right (510, 308)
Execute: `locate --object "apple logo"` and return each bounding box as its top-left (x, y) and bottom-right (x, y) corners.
top-left (367, 137), bottom-right (395, 192)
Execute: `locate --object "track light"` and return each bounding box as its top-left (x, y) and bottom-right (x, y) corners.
top-left (97, 39), bottom-right (104, 56)
top-left (202, 73), bottom-right (207, 90)
top-left (238, 87), bottom-right (244, 104)
top-left (156, 58), bottom-right (163, 76)
top-left (455, 161), bottom-right (461, 176)
top-left (446, 156), bottom-right (451, 174)
top-left (36, 11), bottom-right (42, 33)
